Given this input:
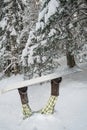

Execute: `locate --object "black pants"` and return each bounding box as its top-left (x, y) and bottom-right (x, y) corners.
top-left (51, 77), bottom-right (62, 96)
top-left (18, 87), bottom-right (28, 104)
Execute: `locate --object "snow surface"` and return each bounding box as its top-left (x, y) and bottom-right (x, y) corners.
top-left (0, 70), bottom-right (87, 130)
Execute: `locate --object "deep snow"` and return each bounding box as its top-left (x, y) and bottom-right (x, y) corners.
top-left (0, 69), bottom-right (87, 130)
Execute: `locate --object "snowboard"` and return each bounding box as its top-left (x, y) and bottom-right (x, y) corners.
top-left (0, 66), bottom-right (82, 95)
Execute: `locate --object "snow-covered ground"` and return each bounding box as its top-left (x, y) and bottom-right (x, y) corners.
top-left (0, 70), bottom-right (87, 130)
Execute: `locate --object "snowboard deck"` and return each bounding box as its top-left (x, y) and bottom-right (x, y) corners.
top-left (0, 66), bottom-right (82, 95)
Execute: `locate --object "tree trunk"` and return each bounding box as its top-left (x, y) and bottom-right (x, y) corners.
top-left (66, 51), bottom-right (76, 68)
top-left (66, 31), bottom-right (76, 68)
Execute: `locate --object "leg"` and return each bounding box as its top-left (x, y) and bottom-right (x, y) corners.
top-left (41, 77), bottom-right (62, 114)
top-left (18, 87), bottom-right (32, 119)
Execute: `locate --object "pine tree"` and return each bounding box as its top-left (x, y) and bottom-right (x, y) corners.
top-left (0, 0), bottom-right (26, 76)
top-left (64, 0), bottom-right (87, 64)
top-left (22, 0), bottom-right (41, 79)
top-left (74, 0), bottom-right (87, 63)
top-left (22, 0), bottom-right (62, 78)
top-left (22, 0), bottom-right (87, 79)
top-left (1, 0), bottom-right (40, 77)
top-left (61, 0), bottom-right (77, 67)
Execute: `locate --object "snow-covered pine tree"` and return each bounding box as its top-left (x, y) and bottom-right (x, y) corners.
top-left (62, 0), bottom-right (87, 64)
top-left (22, 0), bottom-right (62, 78)
top-left (0, 0), bottom-right (27, 76)
top-left (0, 0), bottom-right (40, 77)
top-left (21, 0), bottom-right (40, 79)
top-left (0, 0), bottom-right (5, 72)
top-left (33, 0), bottom-right (62, 75)
top-left (60, 0), bottom-right (78, 67)
top-left (73, 0), bottom-right (87, 63)
top-left (22, 0), bottom-right (87, 79)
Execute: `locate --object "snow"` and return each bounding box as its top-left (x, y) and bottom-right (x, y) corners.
top-left (10, 28), bottom-right (17, 36)
top-left (21, 30), bottom-right (36, 60)
top-left (21, 0), bottom-right (27, 5)
top-left (0, 18), bottom-right (7, 30)
top-left (38, 7), bottom-right (47, 22)
top-left (44, 0), bottom-right (60, 23)
top-left (36, 0), bottom-right (60, 30)
top-left (36, 21), bottom-right (44, 31)
top-left (48, 29), bottom-right (56, 37)
top-left (0, 69), bottom-right (87, 130)
top-left (4, 0), bottom-right (11, 3)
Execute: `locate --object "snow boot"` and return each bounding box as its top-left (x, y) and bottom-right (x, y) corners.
top-left (40, 77), bottom-right (62, 114)
top-left (40, 95), bottom-right (58, 114)
top-left (22, 103), bottom-right (32, 119)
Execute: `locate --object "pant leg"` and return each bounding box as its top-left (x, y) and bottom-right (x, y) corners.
top-left (18, 87), bottom-right (28, 104)
top-left (18, 87), bottom-right (32, 119)
top-left (40, 77), bottom-right (62, 114)
top-left (51, 77), bottom-right (62, 96)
